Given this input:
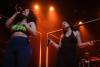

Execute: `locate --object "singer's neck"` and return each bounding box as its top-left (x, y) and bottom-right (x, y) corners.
top-left (64, 28), bottom-right (72, 37)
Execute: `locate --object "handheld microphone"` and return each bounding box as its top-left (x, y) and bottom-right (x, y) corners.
top-left (47, 38), bottom-right (51, 45)
top-left (15, 4), bottom-right (23, 12)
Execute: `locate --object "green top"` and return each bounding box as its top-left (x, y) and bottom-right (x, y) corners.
top-left (11, 23), bottom-right (27, 32)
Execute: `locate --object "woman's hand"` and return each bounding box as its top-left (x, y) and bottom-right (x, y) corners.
top-left (22, 22), bottom-right (30, 29)
top-left (88, 40), bottom-right (94, 46)
top-left (5, 11), bottom-right (21, 28)
top-left (16, 11), bottom-right (20, 15)
top-left (22, 22), bottom-right (37, 36)
top-left (47, 38), bottom-right (53, 45)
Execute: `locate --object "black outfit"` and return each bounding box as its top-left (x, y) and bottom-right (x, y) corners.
top-left (56, 31), bottom-right (79, 67)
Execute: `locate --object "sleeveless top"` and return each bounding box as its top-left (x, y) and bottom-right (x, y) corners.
top-left (56, 31), bottom-right (79, 67)
top-left (11, 23), bottom-right (27, 33)
top-left (60, 31), bottom-right (77, 54)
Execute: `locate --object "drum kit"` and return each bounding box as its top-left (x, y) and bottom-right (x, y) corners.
top-left (79, 55), bottom-right (100, 67)
top-left (79, 40), bottom-right (100, 67)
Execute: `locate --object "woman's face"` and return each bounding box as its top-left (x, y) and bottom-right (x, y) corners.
top-left (62, 21), bottom-right (70, 29)
top-left (22, 9), bottom-right (30, 17)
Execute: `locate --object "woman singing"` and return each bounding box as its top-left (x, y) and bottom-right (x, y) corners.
top-left (3, 8), bottom-right (37, 67)
top-left (49, 21), bottom-right (93, 67)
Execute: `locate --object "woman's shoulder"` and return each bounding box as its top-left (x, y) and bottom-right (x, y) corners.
top-left (28, 21), bottom-right (35, 25)
top-left (73, 30), bottom-right (79, 37)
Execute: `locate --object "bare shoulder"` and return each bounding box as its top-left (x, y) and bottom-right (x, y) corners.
top-left (28, 22), bottom-right (36, 25)
top-left (73, 30), bottom-right (79, 37)
top-left (28, 22), bottom-right (35, 24)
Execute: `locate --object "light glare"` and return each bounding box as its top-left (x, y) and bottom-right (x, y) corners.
top-left (49, 6), bottom-right (54, 11)
top-left (34, 5), bottom-right (39, 10)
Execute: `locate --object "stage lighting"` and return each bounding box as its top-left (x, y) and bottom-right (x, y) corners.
top-left (34, 4), bottom-right (39, 10)
top-left (49, 6), bottom-right (54, 11)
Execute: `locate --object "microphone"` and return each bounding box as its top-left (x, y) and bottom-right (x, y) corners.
top-left (15, 4), bottom-right (23, 12)
top-left (47, 38), bottom-right (51, 45)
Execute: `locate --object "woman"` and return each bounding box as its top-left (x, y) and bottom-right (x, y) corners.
top-left (49, 21), bottom-right (93, 67)
top-left (3, 8), bottom-right (37, 67)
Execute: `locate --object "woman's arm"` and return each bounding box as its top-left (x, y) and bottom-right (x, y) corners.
top-left (49, 34), bottom-right (63, 48)
top-left (50, 40), bottom-right (59, 48)
top-left (23, 22), bottom-right (37, 36)
top-left (5, 12), bottom-right (20, 28)
top-left (75, 31), bottom-right (93, 48)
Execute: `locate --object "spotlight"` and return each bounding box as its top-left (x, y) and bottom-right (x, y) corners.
top-left (49, 6), bottom-right (54, 11)
top-left (34, 4), bottom-right (39, 10)
top-left (79, 21), bottom-right (83, 25)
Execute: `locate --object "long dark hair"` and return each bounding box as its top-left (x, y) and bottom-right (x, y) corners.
top-left (62, 20), bottom-right (77, 34)
top-left (14, 9), bottom-right (37, 25)
top-left (26, 9), bottom-right (37, 24)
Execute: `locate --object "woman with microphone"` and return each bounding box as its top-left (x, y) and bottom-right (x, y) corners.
top-left (48, 21), bottom-right (93, 67)
top-left (3, 7), bottom-right (37, 67)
